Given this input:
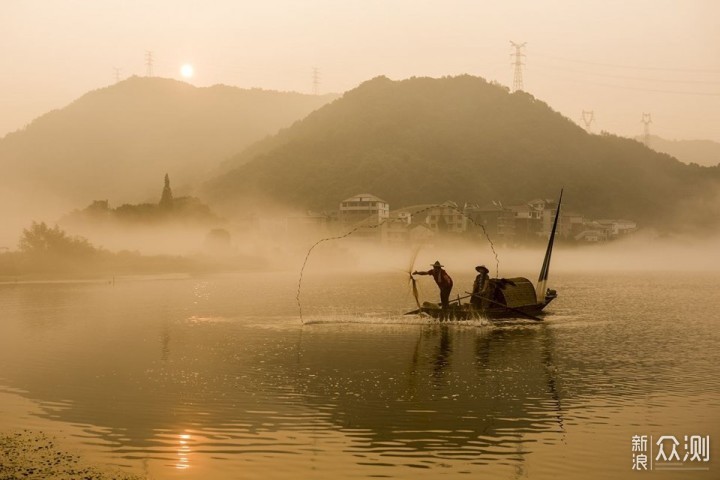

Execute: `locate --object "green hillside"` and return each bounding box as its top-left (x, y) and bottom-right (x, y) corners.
top-left (207, 75), bottom-right (720, 229)
top-left (0, 76), bottom-right (336, 203)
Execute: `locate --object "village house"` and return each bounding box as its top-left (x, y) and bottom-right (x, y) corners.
top-left (574, 221), bottom-right (611, 242)
top-left (422, 201), bottom-right (466, 234)
top-left (562, 212), bottom-right (586, 237)
top-left (338, 193), bottom-right (390, 239)
top-left (339, 193), bottom-right (389, 225)
top-left (508, 203), bottom-right (543, 242)
top-left (324, 193), bottom-right (637, 245)
top-left (463, 202), bottom-right (515, 243)
top-left (596, 219), bottom-right (638, 237)
top-left (380, 209), bottom-right (413, 244)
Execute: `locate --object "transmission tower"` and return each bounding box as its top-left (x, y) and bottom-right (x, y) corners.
top-left (641, 113), bottom-right (652, 145)
top-left (312, 67), bottom-right (320, 95)
top-left (510, 41), bottom-right (526, 92)
top-left (581, 110), bottom-right (595, 132)
top-left (113, 67), bottom-right (121, 83)
top-left (145, 51), bottom-right (154, 77)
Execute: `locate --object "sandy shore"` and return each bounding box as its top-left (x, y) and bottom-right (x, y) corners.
top-left (0, 430), bottom-right (142, 480)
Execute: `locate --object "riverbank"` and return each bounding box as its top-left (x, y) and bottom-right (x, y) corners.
top-left (0, 430), bottom-right (142, 480)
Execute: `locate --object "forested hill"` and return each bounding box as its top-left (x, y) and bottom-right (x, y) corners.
top-left (0, 76), bottom-right (336, 203)
top-left (206, 75), bottom-right (720, 230)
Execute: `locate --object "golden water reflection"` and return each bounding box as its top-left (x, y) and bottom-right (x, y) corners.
top-left (176, 433), bottom-right (191, 470)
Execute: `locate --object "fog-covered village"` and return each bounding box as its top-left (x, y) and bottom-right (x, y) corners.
top-left (286, 192), bottom-right (637, 245)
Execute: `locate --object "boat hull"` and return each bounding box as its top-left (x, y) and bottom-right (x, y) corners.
top-left (417, 298), bottom-right (554, 321)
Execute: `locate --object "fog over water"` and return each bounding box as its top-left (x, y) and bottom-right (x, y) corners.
top-left (288, 230), bottom-right (720, 278)
top-left (3, 205), bottom-right (720, 276)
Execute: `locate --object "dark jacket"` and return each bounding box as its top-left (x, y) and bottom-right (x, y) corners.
top-left (420, 268), bottom-right (453, 290)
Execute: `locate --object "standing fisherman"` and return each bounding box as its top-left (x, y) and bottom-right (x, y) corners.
top-left (413, 261), bottom-right (453, 309)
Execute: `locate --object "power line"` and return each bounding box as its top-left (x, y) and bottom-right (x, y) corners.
top-left (534, 52), bottom-right (720, 74)
top-left (532, 70), bottom-right (720, 97)
top-left (510, 41), bottom-right (526, 92)
top-left (531, 63), bottom-right (720, 85)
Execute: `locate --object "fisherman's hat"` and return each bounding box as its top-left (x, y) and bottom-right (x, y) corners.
top-left (431, 261), bottom-right (444, 268)
top-left (475, 265), bottom-right (489, 272)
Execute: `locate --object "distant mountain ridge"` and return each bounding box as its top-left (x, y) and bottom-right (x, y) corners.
top-left (0, 76), bottom-right (337, 204)
top-left (205, 75), bottom-right (720, 230)
top-left (643, 136), bottom-right (720, 167)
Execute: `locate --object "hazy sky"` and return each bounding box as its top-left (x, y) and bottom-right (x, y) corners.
top-left (1, 0), bottom-right (719, 141)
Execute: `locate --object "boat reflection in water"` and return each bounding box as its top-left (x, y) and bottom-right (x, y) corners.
top-left (1, 296), bottom-right (565, 476)
top-left (292, 323), bottom-right (566, 470)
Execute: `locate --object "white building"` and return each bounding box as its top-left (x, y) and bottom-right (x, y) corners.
top-left (339, 193), bottom-right (390, 229)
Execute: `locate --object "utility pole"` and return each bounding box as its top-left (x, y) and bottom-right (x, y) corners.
top-left (581, 110), bottom-right (595, 132)
top-left (145, 51), bottom-right (154, 77)
top-left (510, 41), bottom-right (526, 92)
top-left (113, 67), bottom-right (121, 83)
top-left (641, 113), bottom-right (652, 145)
top-left (312, 67), bottom-right (320, 95)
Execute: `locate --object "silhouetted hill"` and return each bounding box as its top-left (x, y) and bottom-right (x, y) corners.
top-left (206, 75), bottom-right (720, 230)
top-left (641, 136), bottom-right (720, 167)
top-left (0, 76), bottom-right (336, 203)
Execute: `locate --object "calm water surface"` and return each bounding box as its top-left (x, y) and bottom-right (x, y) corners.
top-left (0, 270), bottom-right (718, 479)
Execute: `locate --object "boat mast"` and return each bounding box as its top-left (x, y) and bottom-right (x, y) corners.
top-left (537, 189), bottom-right (563, 303)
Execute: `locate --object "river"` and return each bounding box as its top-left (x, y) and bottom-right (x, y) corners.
top-left (0, 269), bottom-right (718, 479)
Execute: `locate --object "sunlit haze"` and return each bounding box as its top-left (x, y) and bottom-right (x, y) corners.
top-left (1, 0), bottom-right (718, 140)
top-left (180, 64), bottom-right (194, 78)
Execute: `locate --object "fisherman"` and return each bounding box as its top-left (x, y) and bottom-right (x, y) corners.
top-left (470, 265), bottom-right (490, 309)
top-left (413, 261), bottom-right (453, 309)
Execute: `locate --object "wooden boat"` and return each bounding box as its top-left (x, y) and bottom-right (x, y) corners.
top-left (416, 278), bottom-right (557, 321)
top-left (408, 190), bottom-right (563, 322)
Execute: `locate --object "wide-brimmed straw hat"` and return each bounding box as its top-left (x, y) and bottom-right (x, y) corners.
top-left (431, 261), bottom-right (443, 268)
top-left (475, 265), bottom-right (489, 272)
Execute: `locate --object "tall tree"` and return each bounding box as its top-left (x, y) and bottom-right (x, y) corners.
top-left (19, 222), bottom-right (96, 257)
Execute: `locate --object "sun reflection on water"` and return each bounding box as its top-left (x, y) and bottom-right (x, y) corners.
top-left (176, 433), bottom-right (191, 470)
